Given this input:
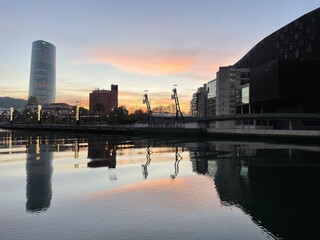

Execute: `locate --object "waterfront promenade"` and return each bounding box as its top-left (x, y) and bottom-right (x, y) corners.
top-left (1, 122), bottom-right (320, 140)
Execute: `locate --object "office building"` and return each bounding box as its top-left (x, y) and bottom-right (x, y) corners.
top-left (28, 40), bottom-right (56, 105)
top-left (190, 84), bottom-right (208, 118)
top-left (89, 84), bottom-right (118, 115)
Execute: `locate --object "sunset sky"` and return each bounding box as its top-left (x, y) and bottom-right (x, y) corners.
top-left (1, 0), bottom-right (319, 112)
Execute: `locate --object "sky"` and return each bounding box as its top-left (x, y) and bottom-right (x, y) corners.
top-left (0, 0), bottom-right (319, 113)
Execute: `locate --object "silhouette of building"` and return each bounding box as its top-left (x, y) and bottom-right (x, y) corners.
top-left (193, 7), bottom-right (320, 129)
top-left (89, 85), bottom-right (118, 115)
top-left (233, 7), bottom-right (320, 115)
top-left (29, 40), bottom-right (56, 104)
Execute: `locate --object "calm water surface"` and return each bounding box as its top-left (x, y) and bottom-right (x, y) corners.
top-left (0, 129), bottom-right (319, 240)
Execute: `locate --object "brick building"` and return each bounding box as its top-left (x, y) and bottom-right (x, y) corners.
top-left (89, 85), bottom-right (118, 115)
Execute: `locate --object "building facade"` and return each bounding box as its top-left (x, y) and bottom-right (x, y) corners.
top-left (207, 79), bottom-right (216, 116)
top-left (190, 84), bottom-right (207, 118)
top-left (89, 85), bottom-right (118, 115)
top-left (233, 7), bottom-right (320, 116)
top-left (29, 40), bottom-right (56, 105)
top-left (191, 7), bottom-right (320, 129)
top-left (234, 7), bottom-right (320, 69)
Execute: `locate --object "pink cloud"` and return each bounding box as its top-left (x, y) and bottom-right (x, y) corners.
top-left (88, 47), bottom-right (197, 75)
top-left (84, 46), bottom-right (241, 81)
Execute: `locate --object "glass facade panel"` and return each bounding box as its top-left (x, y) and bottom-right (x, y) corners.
top-left (242, 86), bottom-right (249, 104)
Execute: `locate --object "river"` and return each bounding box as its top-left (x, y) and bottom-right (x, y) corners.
top-left (0, 129), bottom-right (319, 240)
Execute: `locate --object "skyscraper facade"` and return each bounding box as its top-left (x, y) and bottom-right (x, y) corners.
top-left (29, 40), bottom-right (56, 105)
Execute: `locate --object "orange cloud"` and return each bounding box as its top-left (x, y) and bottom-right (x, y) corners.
top-left (89, 48), bottom-right (197, 76)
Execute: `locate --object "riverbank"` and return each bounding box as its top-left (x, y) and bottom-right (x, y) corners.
top-left (0, 123), bottom-right (202, 137)
top-left (1, 123), bottom-right (320, 141)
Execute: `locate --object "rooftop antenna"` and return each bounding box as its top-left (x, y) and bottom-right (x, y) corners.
top-left (171, 85), bottom-right (184, 123)
top-left (143, 90), bottom-right (155, 126)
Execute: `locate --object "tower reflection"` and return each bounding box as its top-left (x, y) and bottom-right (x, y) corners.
top-left (26, 136), bottom-right (53, 213)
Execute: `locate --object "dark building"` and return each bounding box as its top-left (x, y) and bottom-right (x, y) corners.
top-left (234, 8), bottom-right (320, 68)
top-left (233, 7), bottom-right (320, 116)
top-left (232, 8), bottom-right (320, 129)
top-left (250, 59), bottom-right (320, 113)
top-left (89, 84), bottom-right (118, 115)
top-left (29, 40), bottom-right (56, 104)
top-left (191, 7), bottom-right (320, 130)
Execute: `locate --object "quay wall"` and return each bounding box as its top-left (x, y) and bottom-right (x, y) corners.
top-left (1, 123), bottom-right (320, 139)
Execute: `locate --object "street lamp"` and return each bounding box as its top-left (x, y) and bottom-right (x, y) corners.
top-left (76, 101), bottom-right (80, 125)
top-left (37, 104), bottom-right (42, 124)
top-left (10, 107), bottom-right (14, 124)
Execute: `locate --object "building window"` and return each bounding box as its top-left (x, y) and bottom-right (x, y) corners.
top-left (307, 44), bottom-right (312, 53)
top-left (242, 87), bottom-right (249, 104)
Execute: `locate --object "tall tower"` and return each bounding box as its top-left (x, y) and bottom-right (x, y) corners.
top-left (29, 40), bottom-right (56, 104)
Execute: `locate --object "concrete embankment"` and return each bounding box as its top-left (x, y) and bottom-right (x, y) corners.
top-left (206, 128), bottom-right (320, 138)
top-left (1, 123), bottom-right (320, 140)
top-left (0, 123), bottom-right (203, 137)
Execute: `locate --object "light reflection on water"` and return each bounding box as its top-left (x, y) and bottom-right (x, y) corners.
top-left (0, 129), bottom-right (320, 240)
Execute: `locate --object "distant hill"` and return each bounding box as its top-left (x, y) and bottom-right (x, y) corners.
top-left (0, 97), bottom-right (28, 109)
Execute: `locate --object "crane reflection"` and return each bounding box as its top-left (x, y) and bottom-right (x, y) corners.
top-left (170, 144), bottom-right (183, 179)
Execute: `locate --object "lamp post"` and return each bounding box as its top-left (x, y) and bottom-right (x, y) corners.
top-left (76, 101), bottom-right (80, 125)
top-left (10, 107), bottom-right (14, 125)
top-left (37, 104), bottom-right (42, 125)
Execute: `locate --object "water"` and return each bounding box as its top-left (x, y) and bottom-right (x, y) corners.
top-left (0, 129), bottom-right (319, 240)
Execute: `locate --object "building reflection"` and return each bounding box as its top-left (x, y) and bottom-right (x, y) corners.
top-left (87, 136), bottom-right (116, 169)
top-left (190, 142), bottom-right (320, 239)
top-left (26, 136), bottom-right (53, 213)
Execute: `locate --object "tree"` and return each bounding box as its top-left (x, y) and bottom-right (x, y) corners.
top-left (152, 104), bottom-right (176, 114)
top-left (129, 109), bottom-right (147, 123)
top-left (108, 106), bottom-right (129, 124)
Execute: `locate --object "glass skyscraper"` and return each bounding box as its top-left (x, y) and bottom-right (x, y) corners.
top-left (29, 40), bottom-right (56, 104)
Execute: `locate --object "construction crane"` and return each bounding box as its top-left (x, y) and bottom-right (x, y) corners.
top-left (171, 85), bottom-right (184, 123)
top-left (143, 90), bottom-right (155, 125)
